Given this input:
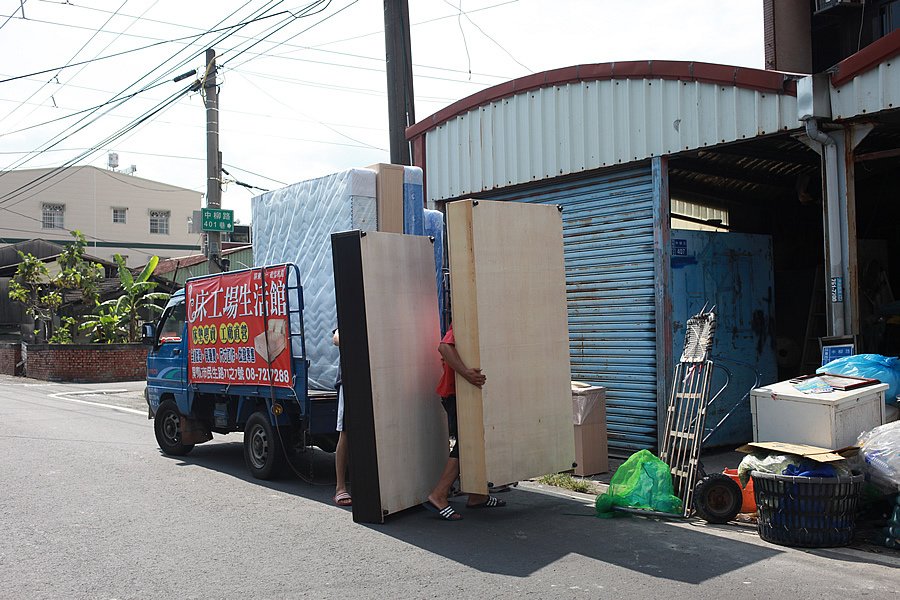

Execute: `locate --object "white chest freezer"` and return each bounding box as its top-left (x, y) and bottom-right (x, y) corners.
top-left (750, 379), bottom-right (887, 449)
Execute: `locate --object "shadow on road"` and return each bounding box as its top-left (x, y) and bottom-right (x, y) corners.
top-left (369, 490), bottom-right (785, 583)
top-left (159, 439), bottom-right (341, 504)
top-left (164, 440), bottom-right (785, 583)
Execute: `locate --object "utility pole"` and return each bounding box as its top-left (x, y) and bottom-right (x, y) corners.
top-left (384, 0), bottom-right (415, 165)
top-left (204, 48), bottom-right (223, 272)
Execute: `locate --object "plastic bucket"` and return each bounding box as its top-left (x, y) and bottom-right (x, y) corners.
top-left (724, 468), bottom-right (756, 513)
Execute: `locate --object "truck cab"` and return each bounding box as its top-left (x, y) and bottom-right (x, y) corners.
top-left (144, 265), bottom-right (338, 479)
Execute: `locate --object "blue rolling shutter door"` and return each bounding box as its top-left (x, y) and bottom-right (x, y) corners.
top-left (482, 165), bottom-right (660, 454)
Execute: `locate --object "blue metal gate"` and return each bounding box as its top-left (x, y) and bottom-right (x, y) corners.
top-left (480, 162), bottom-right (668, 454)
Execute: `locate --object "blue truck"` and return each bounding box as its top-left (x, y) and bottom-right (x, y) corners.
top-left (143, 264), bottom-right (339, 479)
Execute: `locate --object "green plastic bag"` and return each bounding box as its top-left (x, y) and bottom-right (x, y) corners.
top-left (595, 449), bottom-right (683, 518)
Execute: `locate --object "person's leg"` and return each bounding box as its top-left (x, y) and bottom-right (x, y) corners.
top-left (334, 386), bottom-right (351, 506)
top-left (427, 457), bottom-right (460, 509)
top-left (334, 431), bottom-right (350, 499)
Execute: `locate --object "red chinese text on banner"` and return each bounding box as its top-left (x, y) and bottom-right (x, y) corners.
top-left (186, 265), bottom-right (293, 388)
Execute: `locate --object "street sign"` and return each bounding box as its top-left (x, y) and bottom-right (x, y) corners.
top-left (201, 208), bottom-right (234, 232)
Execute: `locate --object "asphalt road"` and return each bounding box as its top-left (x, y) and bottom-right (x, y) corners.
top-left (0, 375), bottom-right (898, 599)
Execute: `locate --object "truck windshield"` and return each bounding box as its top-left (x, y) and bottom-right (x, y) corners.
top-left (159, 301), bottom-right (186, 344)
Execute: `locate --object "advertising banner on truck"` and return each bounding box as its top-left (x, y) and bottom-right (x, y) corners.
top-left (186, 265), bottom-right (292, 388)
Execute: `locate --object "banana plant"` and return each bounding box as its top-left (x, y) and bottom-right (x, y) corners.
top-left (79, 307), bottom-right (127, 344)
top-left (106, 254), bottom-right (170, 342)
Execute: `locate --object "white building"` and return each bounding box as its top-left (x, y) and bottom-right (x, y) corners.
top-left (0, 165), bottom-right (202, 266)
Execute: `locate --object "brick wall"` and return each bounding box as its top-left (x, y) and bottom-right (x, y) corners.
top-left (25, 344), bottom-right (148, 382)
top-left (0, 342), bottom-right (21, 376)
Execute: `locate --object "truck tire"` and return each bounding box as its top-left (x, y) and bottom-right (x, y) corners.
top-left (693, 473), bottom-right (742, 524)
top-left (154, 399), bottom-right (195, 456)
top-left (244, 411), bottom-right (286, 480)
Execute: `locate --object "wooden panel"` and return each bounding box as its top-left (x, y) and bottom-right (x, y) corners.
top-left (332, 231), bottom-right (447, 523)
top-left (447, 200), bottom-right (574, 494)
top-left (368, 163), bottom-right (404, 233)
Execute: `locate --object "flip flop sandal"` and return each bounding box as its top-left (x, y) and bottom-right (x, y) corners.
top-left (423, 500), bottom-right (463, 521)
top-left (334, 492), bottom-right (352, 507)
top-left (466, 496), bottom-right (506, 509)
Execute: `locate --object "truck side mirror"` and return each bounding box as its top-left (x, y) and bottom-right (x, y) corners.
top-left (141, 322), bottom-right (157, 346)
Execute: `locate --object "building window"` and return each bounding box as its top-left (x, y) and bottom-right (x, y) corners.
top-left (149, 210), bottom-right (170, 235)
top-left (112, 207), bottom-right (127, 224)
top-left (42, 203), bottom-right (65, 229)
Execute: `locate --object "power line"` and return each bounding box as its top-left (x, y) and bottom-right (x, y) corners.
top-left (1, 2), bottom-right (516, 87)
top-left (0, 1), bottom-right (352, 209)
top-left (222, 163), bottom-right (286, 186)
top-left (0, 84), bottom-right (192, 207)
top-left (442, 0), bottom-right (532, 73)
top-left (0, 79), bottom-right (173, 138)
top-left (0, 0), bottom-right (281, 175)
top-left (0, 0), bottom-right (132, 126)
top-left (10, 0), bottom-right (162, 130)
top-left (309, 0), bottom-right (519, 48)
top-left (0, 8), bottom-right (305, 86)
top-left (231, 70), bottom-right (385, 151)
top-left (0, 0), bottom-right (27, 34)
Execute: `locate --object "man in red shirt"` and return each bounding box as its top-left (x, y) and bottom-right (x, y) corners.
top-left (424, 326), bottom-right (506, 521)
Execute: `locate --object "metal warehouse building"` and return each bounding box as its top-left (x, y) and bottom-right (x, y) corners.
top-left (407, 32), bottom-right (900, 455)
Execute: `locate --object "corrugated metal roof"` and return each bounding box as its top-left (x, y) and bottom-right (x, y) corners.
top-left (831, 57), bottom-right (900, 121)
top-left (417, 69), bottom-right (800, 204)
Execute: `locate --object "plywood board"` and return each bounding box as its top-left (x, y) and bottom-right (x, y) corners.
top-left (368, 163), bottom-right (404, 234)
top-left (447, 200), bottom-right (574, 495)
top-left (331, 231), bottom-right (447, 523)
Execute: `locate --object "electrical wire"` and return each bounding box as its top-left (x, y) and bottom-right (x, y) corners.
top-left (0, 9), bottom-right (308, 86)
top-left (0, 79), bottom-right (174, 138)
top-left (442, 0), bottom-right (532, 73)
top-left (0, 0), bottom-right (27, 34)
top-left (218, 1), bottom-right (334, 67)
top-left (223, 163), bottom-right (286, 186)
top-left (309, 0), bottom-right (519, 48)
top-left (0, 0), bottom-right (132, 127)
top-left (0, 84), bottom-right (192, 207)
top-left (0, 0), bottom-right (283, 177)
top-left (10, 0), bottom-right (162, 130)
top-left (231, 70), bottom-right (385, 151)
top-left (17, 0), bottom-right (516, 82)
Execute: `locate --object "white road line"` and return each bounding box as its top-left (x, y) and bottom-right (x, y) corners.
top-left (48, 391), bottom-right (147, 416)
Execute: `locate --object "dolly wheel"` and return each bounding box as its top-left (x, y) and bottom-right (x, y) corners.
top-left (693, 473), bottom-right (742, 524)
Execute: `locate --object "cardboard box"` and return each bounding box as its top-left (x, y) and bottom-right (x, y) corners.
top-left (574, 423), bottom-right (608, 476)
top-left (572, 385), bottom-right (608, 475)
top-left (736, 441), bottom-right (856, 463)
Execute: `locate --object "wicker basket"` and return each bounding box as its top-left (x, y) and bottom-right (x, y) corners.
top-left (751, 470), bottom-right (864, 548)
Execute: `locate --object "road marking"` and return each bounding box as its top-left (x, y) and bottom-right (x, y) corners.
top-left (48, 391), bottom-right (147, 416)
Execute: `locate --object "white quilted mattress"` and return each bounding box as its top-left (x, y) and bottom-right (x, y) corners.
top-left (252, 168), bottom-right (377, 390)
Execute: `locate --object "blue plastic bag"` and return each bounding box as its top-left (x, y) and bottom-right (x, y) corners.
top-left (817, 354), bottom-right (900, 405)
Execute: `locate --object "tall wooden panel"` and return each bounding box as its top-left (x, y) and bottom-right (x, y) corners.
top-left (368, 163), bottom-right (404, 233)
top-left (447, 200), bottom-right (574, 494)
top-left (332, 231), bottom-right (448, 523)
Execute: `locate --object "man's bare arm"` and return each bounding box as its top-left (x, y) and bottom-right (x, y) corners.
top-left (439, 342), bottom-right (486, 388)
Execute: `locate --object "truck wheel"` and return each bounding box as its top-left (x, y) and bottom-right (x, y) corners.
top-left (154, 400), bottom-right (194, 456)
top-left (693, 473), bottom-right (742, 524)
top-left (244, 411), bottom-right (285, 480)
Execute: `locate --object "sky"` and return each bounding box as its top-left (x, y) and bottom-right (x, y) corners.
top-left (0, 0), bottom-right (764, 229)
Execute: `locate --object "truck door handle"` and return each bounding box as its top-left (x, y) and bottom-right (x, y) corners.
top-left (172, 349), bottom-right (181, 356)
